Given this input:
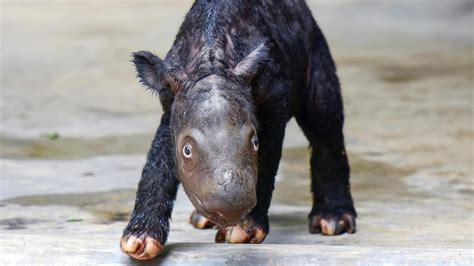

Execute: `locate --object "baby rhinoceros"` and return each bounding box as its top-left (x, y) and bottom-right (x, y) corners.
top-left (121, 0), bottom-right (357, 260)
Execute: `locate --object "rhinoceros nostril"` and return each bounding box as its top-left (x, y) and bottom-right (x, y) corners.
top-left (205, 211), bottom-right (228, 224)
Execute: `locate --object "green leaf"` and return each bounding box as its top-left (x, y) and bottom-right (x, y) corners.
top-left (66, 218), bottom-right (83, 223)
top-left (40, 131), bottom-right (60, 140)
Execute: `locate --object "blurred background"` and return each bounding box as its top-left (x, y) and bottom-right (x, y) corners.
top-left (1, 0), bottom-right (473, 263)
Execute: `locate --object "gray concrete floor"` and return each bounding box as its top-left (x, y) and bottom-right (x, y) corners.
top-left (1, 0), bottom-right (473, 265)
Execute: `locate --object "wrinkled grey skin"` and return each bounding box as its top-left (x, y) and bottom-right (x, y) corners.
top-left (171, 75), bottom-right (259, 226)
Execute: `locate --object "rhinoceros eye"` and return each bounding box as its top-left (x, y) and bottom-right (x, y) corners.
top-left (183, 143), bottom-right (193, 158)
top-left (251, 135), bottom-right (259, 151)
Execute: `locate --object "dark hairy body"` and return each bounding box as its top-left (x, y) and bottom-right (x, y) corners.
top-left (121, 0), bottom-right (356, 260)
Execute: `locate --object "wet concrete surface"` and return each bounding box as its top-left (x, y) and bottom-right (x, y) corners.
top-left (1, 0), bottom-right (473, 264)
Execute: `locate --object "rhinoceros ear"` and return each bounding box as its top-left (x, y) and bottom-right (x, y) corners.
top-left (132, 51), bottom-right (185, 94)
top-left (232, 42), bottom-right (270, 84)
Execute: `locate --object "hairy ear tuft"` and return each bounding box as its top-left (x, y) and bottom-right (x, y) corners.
top-left (132, 51), bottom-right (172, 92)
top-left (232, 42), bottom-right (271, 83)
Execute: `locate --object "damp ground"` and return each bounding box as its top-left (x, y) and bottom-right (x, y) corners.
top-left (1, 0), bottom-right (473, 264)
